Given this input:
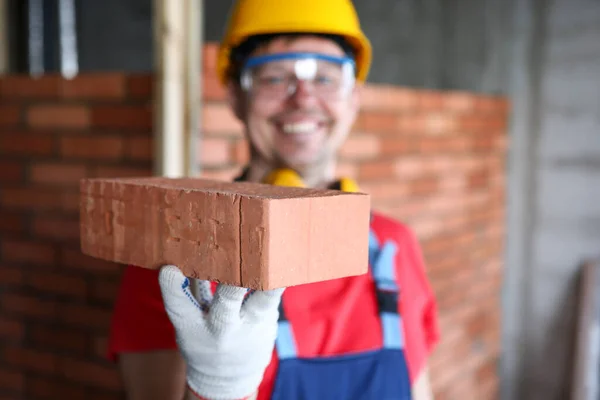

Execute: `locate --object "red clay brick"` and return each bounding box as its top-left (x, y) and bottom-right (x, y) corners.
top-left (127, 75), bottom-right (152, 98)
top-left (27, 376), bottom-right (86, 400)
top-left (0, 367), bottom-right (25, 392)
top-left (29, 162), bottom-right (88, 186)
top-left (232, 139), bottom-right (250, 164)
top-left (0, 317), bottom-right (24, 340)
top-left (202, 103), bottom-right (244, 136)
top-left (79, 177), bottom-right (370, 289)
top-left (0, 160), bottom-right (24, 183)
top-left (59, 358), bottom-right (121, 389)
top-left (27, 271), bottom-right (87, 298)
top-left (30, 326), bottom-right (88, 353)
top-left (91, 105), bottom-right (152, 129)
top-left (359, 85), bottom-right (418, 111)
top-left (2, 293), bottom-right (57, 323)
top-left (60, 74), bottom-right (126, 99)
top-left (4, 347), bottom-right (57, 373)
top-left (1, 239), bottom-right (56, 266)
top-left (125, 135), bottom-right (153, 160)
top-left (442, 92), bottom-right (477, 112)
top-left (59, 247), bottom-right (122, 275)
top-left (0, 132), bottom-right (55, 156)
top-left (0, 105), bottom-right (21, 126)
top-left (60, 136), bottom-right (124, 160)
top-left (0, 266), bottom-right (23, 285)
top-left (58, 304), bottom-right (112, 329)
top-left (358, 160), bottom-right (397, 180)
top-left (27, 105), bottom-right (90, 129)
top-left (32, 215), bottom-right (81, 242)
top-left (1, 187), bottom-right (80, 212)
top-left (90, 166), bottom-right (152, 178)
top-left (0, 75), bottom-right (61, 98)
top-left (353, 111), bottom-right (398, 133)
top-left (199, 137), bottom-right (232, 166)
top-left (203, 74), bottom-right (228, 101)
top-left (0, 211), bottom-right (27, 233)
top-left (340, 135), bottom-right (380, 160)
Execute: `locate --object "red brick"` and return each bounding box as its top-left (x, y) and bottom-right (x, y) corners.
top-left (127, 75), bottom-right (152, 98)
top-left (27, 105), bottom-right (90, 129)
top-left (0, 75), bottom-right (60, 98)
top-left (0, 368), bottom-right (24, 392)
top-left (377, 136), bottom-right (413, 156)
top-left (202, 103), bottom-right (244, 136)
top-left (232, 139), bottom-right (250, 164)
top-left (359, 85), bottom-right (418, 111)
top-left (0, 160), bottom-right (24, 183)
top-left (1, 187), bottom-right (80, 212)
top-left (0, 317), bottom-right (24, 340)
top-left (4, 346), bottom-right (58, 373)
top-left (417, 91), bottom-right (445, 110)
top-left (340, 135), bottom-right (380, 160)
top-left (199, 137), bottom-right (232, 167)
top-left (126, 135), bottom-right (153, 160)
top-left (358, 160), bottom-right (396, 180)
top-left (353, 111), bottom-right (398, 133)
top-left (0, 105), bottom-right (20, 126)
top-left (58, 304), bottom-right (112, 329)
top-left (1, 239), bottom-right (56, 266)
top-left (408, 177), bottom-right (439, 196)
top-left (26, 271), bottom-right (87, 298)
top-left (32, 214), bottom-right (81, 242)
top-left (60, 136), bottom-right (124, 160)
top-left (199, 166), bottom-right (245, 181)
top-left (334, 161), bottom-right (358, 179)
top-left (0, 266), bottom-right (23, 285)
top-left (60, 74), bottom-right (126, 99)
top-left (58, 358), bottom-right (122, 390)
top-left (92, 336), bottom-right (108, 358)
top-left (30, 326), bottom-right (88, 353)
top-left (59, 247), bottom-right (123, 275)
top-left (358, 180), bottom-right (409, 201)
top-left (80, 176), bottom-right (370, 289)
top-left (202, 43), bottom-right (219, 72)
top-left (27, 376), bottom-right (86, 400)
top-left (90, 279), bottom-right (119, 303)
top-left (29, 162), bottom-right (88, 186)
top-left (442, 92), bottom-right (477, 112)
top-left (203, 74), bottom-right (228, 101)
top-left (1, 293), bottom-right (58, 319)
top-left (90, 166), bottom-right (152, 178)
top-left (0, 132), bottom-right (55, 156)
top-left (91, 105), bottom-right (152, 129)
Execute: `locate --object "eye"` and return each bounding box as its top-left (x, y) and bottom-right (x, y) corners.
top-left (258, 74), bottom-right (286, 86)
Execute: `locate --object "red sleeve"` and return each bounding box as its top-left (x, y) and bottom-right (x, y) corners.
top-left (106, 265), bottom-right (178, 361)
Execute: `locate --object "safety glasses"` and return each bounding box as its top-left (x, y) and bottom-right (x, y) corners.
top-left (240, 52), bottom-right (356, 100)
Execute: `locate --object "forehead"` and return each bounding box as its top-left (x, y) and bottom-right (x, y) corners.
top-left (250, 36), bottom-right (347, 58)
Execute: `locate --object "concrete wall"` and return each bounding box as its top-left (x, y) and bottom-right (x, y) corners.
top-left (12, 0), bottom-right (511, 94)
top-left (503, 0), bottom-right (600, 398)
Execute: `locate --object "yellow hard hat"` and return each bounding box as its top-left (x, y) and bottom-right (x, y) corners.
top-left (217, 0), bottom-right (372, 85)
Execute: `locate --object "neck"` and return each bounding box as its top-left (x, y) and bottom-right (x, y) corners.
top-left (244, 154), bottom-right (337, 189)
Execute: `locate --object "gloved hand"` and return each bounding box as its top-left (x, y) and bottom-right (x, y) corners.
top-left (158, 265), bottom-right (284, 400)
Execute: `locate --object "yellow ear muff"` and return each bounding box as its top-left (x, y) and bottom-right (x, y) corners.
top-left (262, 168), bottom-right (306, 188)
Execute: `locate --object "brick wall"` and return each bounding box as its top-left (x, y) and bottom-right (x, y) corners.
top-left (0, 44), bottom-right (508, 399)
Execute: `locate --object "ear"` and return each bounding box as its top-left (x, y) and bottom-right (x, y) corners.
top-left (226, 82), bottom-right (246, 121)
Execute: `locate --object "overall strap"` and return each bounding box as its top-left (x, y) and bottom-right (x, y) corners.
top-left (275, 298), bottom-right (298, 360)
top-left (369, 229), bottom-right (405, 350)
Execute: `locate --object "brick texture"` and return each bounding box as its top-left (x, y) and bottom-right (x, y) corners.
top-left (0, 43), bottom-right (508, 399)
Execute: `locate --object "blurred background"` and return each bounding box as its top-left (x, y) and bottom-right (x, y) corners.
top-left (0, 0), bottom-right (598, 399)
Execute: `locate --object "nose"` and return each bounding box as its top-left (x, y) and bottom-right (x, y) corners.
top-left (287, 79), bottom-right (318, 107)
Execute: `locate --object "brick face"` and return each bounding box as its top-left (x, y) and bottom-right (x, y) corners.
top-left (0, 44), bottom-right (508, 399)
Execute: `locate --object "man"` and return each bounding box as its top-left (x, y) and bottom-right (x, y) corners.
top-left (107, 0), bottom-right (440, 399)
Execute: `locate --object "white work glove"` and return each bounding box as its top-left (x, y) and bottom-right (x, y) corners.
top-left (158, 265), bottom-right (284, 400)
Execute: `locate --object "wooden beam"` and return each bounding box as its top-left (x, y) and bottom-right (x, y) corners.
top-left (152, 0), bottom-right (201, 178)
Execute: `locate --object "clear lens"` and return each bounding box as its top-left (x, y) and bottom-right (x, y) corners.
top-left (240, 53), bottom-right (355, 99)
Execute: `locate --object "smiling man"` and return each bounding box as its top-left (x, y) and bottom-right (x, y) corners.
top-left (106, 1), bottom-right (440, 399)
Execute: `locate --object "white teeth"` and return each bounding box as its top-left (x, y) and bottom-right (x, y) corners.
top-left (282, 122), bottom-right (318, 134)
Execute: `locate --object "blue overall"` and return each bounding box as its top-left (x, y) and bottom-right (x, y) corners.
top-left (270, 229), bottom-right (412, 400)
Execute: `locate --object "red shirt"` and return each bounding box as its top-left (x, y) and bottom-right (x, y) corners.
top-left (107, 211), bottom-right (439, 399)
